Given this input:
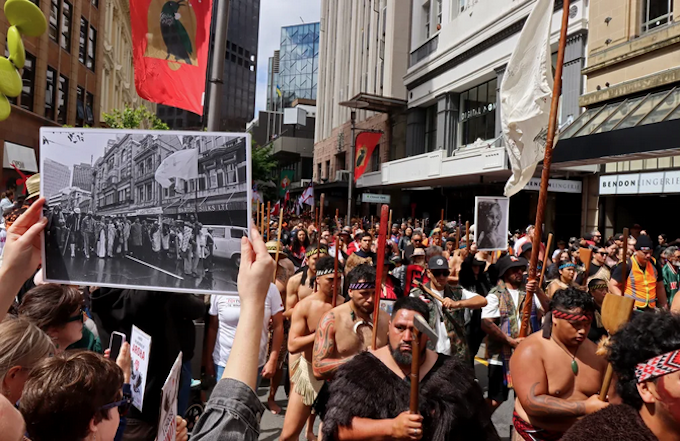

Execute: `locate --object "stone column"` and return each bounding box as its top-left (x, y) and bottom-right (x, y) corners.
top-left (494, 65), bottom-right (506, 138)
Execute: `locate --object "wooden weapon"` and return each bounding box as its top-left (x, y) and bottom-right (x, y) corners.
top-left (465, 221), bottom-right (470, 249)
top-left (440, 209), bottom-right (444, 230)
top-left (266, 201), bottom-right (271, 241)
top-left (520, 233), bottom-right (554, 337)
top-left (256, 201), bottom-right (260, 231)
top-left (371, 204), bottom-right (389, 349)
top-left (261, 203), bottom-right (265, 236)
top-left (272, 218), bottom-right (284, 284)
top-left (316, 193), bottom-right (325, 261)
top-left (581, 247), bottom-right (593, 280)
top-left (455, 226), bottom-right (460, 250)
top-left (410, 315), bottom-right (439, 414)
top-left (332, 208), bottom-right (340, 307)
top-left (599, 228), bottom-right (633, 401)
top-left (538, 233), bottom-right (554, 288)
top-left (524, 0), bottom-right (571, 339)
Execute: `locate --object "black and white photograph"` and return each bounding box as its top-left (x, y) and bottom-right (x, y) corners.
top-left (40, 128), bottom-right (251, 295)
top-left (474, 196), bottom-right (509, 251)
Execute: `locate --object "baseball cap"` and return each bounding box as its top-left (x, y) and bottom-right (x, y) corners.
top-left (428, 256), bottom-right (449, 271)
top-left (635, 234), bottom-right (653, 251)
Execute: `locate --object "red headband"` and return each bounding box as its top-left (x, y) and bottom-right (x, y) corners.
top-left (551, 310), bottom-right (593, 323)
top-left (635, 349), bottom-right (680, 383)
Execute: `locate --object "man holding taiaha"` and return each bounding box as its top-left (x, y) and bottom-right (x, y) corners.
top-left (321, 297), bottom-right (499, 440)
top-left (481, 255), bottom-right (549, 413)
top-left (546, 261), bottom-right (577, 298)
top-left (280, 256), bottom-right (344, 441)
top-left (510, 288), bottom-right (609, 440)
top-left (410, 256), bottom-right (487, 361)
top-left (562, 310), bottom-right (680, 441)
top-left (610, 234), bottom-right (668, 311)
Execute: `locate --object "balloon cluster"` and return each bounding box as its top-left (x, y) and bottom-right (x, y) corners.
top-left (0, 0), bottom-right (47, 121)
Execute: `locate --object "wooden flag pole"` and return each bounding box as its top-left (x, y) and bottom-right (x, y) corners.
top-left (316, 194), bottom-right (325, 260)
top-left (440, 209), bottom-right (444, 230)
top-left (272, 220), bottom-right (284, 284)
top-left (538, 233), bottom-right (554, 289)
top-left (388, 210), bottom-right (393, 232)
top-left (266, 201), bottom-right (271, 241)
top-left (332, 208), bottom-right (340, 307)
top-left (455, 226), bottom-right (461, 250)
top-left (371, 204), bottom-right (389, 349)
top-left (261, 203), bottom-right (265, 236)
top-left (521, 0), bottom-right (571, 338)
top-left (256, 201), bottom-right (260, 231)
top-left (465, 221), bottom-right (470, 249)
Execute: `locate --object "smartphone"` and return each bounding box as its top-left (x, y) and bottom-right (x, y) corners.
top-left (109, 332), bottom-right (126, 361)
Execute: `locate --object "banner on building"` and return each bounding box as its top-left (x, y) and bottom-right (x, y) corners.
top-left (130, 0), bottom-right (213, 115)
top-left (279, 170), bottom-right (294, 197)
top-left (354, 132), bottom-right (382, 182)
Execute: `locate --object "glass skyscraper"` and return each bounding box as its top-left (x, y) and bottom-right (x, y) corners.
top-left (269, 23), bottom-right (319, 110)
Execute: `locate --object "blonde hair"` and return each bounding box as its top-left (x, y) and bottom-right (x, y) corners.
top-left (0, 317), bottom-right (54, 381)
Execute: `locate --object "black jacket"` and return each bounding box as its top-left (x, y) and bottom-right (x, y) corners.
top-left (89, 288), bottom-right (204, 425)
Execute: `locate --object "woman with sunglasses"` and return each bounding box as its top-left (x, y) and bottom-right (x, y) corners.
top-left (18, 284), bottom-right (94, 353)
top-left (0, 318), bottom-right (54, 405)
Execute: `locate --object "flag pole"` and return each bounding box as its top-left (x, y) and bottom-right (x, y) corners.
top-left (206, 0), bottom-right (231, 131)
top-left (266, 201), bottom-right (271, 241)
top-left (371, 204), bottom-right (390, 349)
top-left (520, 0), bottom-right (571, 338)
top-left (332, 208), bottom-right (340, 307)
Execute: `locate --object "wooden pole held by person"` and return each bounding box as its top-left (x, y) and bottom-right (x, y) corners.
top-left (440, 209), bottom-right (444, 230)
top-left (455, 226), bottom-right (461, 250)
top-left (256, 202), bottom-right (260, 231)
top-left (316, 194), bottom-right (325, 261)
top-left (266, 201), bottom-right (271, 241)
top-left (372, 204), bottom-right (389, 349)
top-left (332, 208), bottom-right (341, 307)
top-left (388, 210), bottom-right (393, 232)
top-left (522, 0), bottom-right (571, 338)
top-left (272, 220), bottom-right (284, 284)
top-left (410, 328), bottom-right (421, 414)
top-left (538, 233), bottom-right (554, 288)
top-left (465, 221), bottom-right (470, 248)
top-left (261, 203), bottom-right (265, 236)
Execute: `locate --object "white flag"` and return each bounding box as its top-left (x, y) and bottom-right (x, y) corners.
top-left (155, 149), bottom-right (199, 188)
top-left (501, 0), bottom-right (555, 197)
top-left (301, 184), bottom-right (314, 206)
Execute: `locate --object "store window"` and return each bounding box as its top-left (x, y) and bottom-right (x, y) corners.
top-left (459, 78), bottom-right (497, 146)
top-left (57, 75), bottom-right (69, 124)
top-left (45, 67), bottom-right (57, 120)
top-left (61, 0), bottom-right (71, 51)
top-left (425, 105), bottom-right (437, 152)
top-left (642, 0), bottom-right (673, 33)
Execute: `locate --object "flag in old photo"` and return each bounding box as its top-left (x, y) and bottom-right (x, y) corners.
top-left (154, 148), bottom-right (199, 188)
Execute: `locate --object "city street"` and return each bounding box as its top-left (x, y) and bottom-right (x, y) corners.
top-left (45, 251), bottom-right (239, 293)
top-left (255, 355), bottom-right (515, 440)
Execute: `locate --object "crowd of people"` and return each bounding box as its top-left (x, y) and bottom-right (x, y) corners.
top-left (2, 174), bottom-right (680, 441)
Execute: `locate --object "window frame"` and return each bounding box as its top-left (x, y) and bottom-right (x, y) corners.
top-left (45, 66), bottom-right (57, 120)
top-left (49, 0), bottom-right (60, 42)
top-left (60, 0), bottom-right (72, 52)
top-left (57, 74), bottom-right (69, 124)
top-left (86, 25), bottom-right (97, 70)
top-left (79, 17), bottom-right (88, 64)
top-left (641, 0), bottom-right (674, 33)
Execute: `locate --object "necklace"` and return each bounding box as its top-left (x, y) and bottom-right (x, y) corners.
top-left (551, 337), bottom-right (579, 375)
top-left (350, 308), bottom-right (373, 334)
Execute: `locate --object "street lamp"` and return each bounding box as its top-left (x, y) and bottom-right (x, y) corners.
top-left (339, 100), bottom-right (369, 225)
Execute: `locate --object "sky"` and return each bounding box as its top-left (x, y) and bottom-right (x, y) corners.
top-left (255, 0), bottom-right (321, 114)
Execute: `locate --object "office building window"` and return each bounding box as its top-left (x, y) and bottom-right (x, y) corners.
top-left (76, 86), bottom-right (84, 126)
top-left (45, 67), bottom-right (57, 120)
top-left (79, 17), bottom-right (88, 63)
top-left (61, 0), bottom-right (71, 51)
top-left (57, 75), bottom-right (69, 124)
top-left (20, 52), bottom-right (36, 112)
top-left (86, 25), bottom-right (97, 70)
top-left (85, 92), bottom-right (94, 125)
top-left (642, 0), bottom-right (673, 33)
top-left (437, 0), bottom-right (443, 26)
top-left (425, 105), bottom-right (437, 152)
top-left (49, 0), bottom-right (59, 42)
top-left (423, 3), bottom-right (431, 39)
top-left (460, 78), bottom-right (497, 146)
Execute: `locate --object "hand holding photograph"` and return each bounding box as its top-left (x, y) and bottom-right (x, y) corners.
top-left (40, 128), bottom-right (251, 295)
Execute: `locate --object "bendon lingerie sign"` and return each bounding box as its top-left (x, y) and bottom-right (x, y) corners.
top-left (600, 171), bottom-right (680, 195)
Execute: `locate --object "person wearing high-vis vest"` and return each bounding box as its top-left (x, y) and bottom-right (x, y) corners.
top-left (610, 234), bottom-right (668, 311)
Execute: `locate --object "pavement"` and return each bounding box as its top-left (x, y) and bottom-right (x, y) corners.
top-left (255, 355), bottom-right (515, 440)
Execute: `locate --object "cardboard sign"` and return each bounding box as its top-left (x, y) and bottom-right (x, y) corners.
top-left (157, 352), bottom-right (183, 441)
top-left (130, 325), bottom-right (152, 411)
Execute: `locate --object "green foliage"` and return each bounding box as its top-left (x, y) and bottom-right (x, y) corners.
top-left (102, 105), bottom-right (169, 130)
top-left (251, 142), bottom-right (277, 182)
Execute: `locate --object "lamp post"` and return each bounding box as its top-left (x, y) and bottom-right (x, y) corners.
top-left (339, 100), bottom-right (369, 225)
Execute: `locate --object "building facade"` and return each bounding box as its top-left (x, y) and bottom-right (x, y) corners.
top-left (43, 158), bottom-right (72, 199)
top-left (267, 50), bottom-right (280, 111)
top-left (349, 0), bottom-right (589, 238)
top-left (99, 0), bottom-right (155, 119)
top-left (158, 0), bottom-right (260, 131)
top-left (314, 0), bottom-right (411, 213)
top-left (72, 162), bottom-right (94, 192)
top-left (0, 0), bottom-right (106, 189)
top-left (555, 0), bottom-right (680, 238)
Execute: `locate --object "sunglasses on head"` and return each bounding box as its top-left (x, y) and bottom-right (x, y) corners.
top-left (100, 396), bottom-right (132, 417)
top-left (66, 309), bottom-right (84, 323)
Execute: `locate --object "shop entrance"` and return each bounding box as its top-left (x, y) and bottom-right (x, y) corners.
top-left (604, 194), bottom-right (680, 240)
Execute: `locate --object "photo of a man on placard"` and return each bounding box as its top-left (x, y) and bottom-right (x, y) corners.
top-left (40, 128), bottom-right (251, 295)
top-left (474, 196), bottom-right (509, 251)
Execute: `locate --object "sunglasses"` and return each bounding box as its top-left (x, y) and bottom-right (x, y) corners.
top-left (597, 251), bottom-right (608, 256)
top-left (100, 396), bottom-right (132, 417)
top-left (66, 309), bottom-right (84, 323)
top-left (431, 270), bottom-right (450, 277)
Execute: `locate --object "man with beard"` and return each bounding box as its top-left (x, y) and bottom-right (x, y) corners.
top-left (562, 311), bottom-right (680, 441)
top-left (510, 288), bottom-right (609, 440)
top-left (280, 256), bottom-right (342, 441)
top-left (321, 296), bottom-right (499, 440)
top-left (345, 232), bottom-right (377, 274)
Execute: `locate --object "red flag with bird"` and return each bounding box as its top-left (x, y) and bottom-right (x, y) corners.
top-left (354, 132), bottom-right (382, 181)
top-left (130, 0), bottom-right (212, 115)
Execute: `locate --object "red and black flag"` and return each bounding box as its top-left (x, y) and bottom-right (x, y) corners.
top-left (354, 132), bottom-right (382, 182)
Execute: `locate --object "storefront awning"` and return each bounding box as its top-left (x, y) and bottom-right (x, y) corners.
top-left (3, 142), bottom-right (38, 172)
top-left (554, 87), bottom-right (680, 166)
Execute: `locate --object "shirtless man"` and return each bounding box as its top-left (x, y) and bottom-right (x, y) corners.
top-left (280, 256), bottom-right (343, 441)
top-left (510, 287), bottom-right (609, 439)
top-left (285, 244), bottom-right (328, 318)
top-left (312, 264), bottom-right (390, 381)
top-left (448, 244), bottom-right (469, 286)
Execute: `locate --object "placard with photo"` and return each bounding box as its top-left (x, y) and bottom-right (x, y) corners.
top-left (40, 128), bottom-right (251, 295)
top-left (473, 196), bottom-right (510, 251)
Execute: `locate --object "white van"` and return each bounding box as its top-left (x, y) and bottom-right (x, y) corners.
top-left (202, 225), bottom-right (248, 266)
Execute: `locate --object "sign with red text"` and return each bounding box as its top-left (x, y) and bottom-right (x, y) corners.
top-left (130, 325), bottom-right (152, 411)
top-left (157, 352), bottom-right (183, 441)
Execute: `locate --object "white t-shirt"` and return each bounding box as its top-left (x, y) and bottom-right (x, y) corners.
top-left (481, 288), bottom-right (520, 320)
top-left (209, 283), bottom-right (284, 368)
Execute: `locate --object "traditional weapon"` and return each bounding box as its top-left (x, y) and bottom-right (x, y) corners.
top-left (520, 233), bottom-right (554, 337)
top-left (465, 221), bottom-right (470, 249)
top-left (371, 204), bottom-right (389, 349)
top-left (599, 228), bottom-right (633, 401)
top-left (538, 233), bottom-right (554, 289)
top-left (266, 201), bottom-right (271, 241)
top-left (410, 314), bottom-right (438, 414)
top-left (272, 217), bottom-right (284, 284)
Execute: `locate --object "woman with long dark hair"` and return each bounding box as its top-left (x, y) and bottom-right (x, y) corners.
top-left (459, 256), bottom-right (492, 362)
top-left (290, 229), bottom-right (310, 267)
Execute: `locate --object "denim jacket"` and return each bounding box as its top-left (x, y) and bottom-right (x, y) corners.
top-left (191, 379), bottom-right (265, 441)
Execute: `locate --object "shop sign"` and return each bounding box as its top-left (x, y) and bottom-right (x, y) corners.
top-left (178, 200), bottom-right (247, 213)
top-left (361, 193), bottom-right (391, 204)
top-left (599, 171), bottom-right (680, 195)
top-left (524, 178), bottom-right (582, 194)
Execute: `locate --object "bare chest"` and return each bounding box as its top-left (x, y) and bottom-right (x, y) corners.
top-left (543, 349), bottom-right (602, 398)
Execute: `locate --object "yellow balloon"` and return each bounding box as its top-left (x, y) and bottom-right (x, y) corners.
top-left (0, 94), bottom-right (10, 121)
top-left (7, 26), bottom-right (25, 69)
top-left (0, 57), bottom-right (21, 98)
top-left (4, 0), bottom-right (47, 37)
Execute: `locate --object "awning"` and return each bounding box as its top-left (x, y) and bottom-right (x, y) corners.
top-left (554, 87), bottom-right (680, 166)
top-left (3, 142), bottom-right (38, 172)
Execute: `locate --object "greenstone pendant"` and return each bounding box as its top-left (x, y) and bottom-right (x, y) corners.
top-left (571, 359), bottom-right (578, 375)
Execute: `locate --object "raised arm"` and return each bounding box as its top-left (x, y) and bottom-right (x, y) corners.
top-left (481, 318), bottom-right (518, 348)
top-left (288, 303), bottom-right (315, 354)
top-left (312, 311), bottom-right (351, 380)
